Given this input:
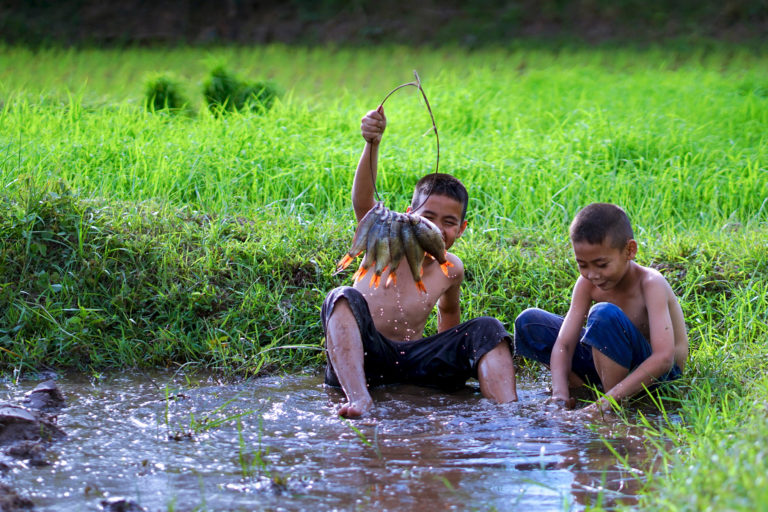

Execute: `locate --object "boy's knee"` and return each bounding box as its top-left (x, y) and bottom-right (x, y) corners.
top-left (476, 315), bottom-right (506, 333)
top-left (588, 302), bottom-right (623, 322)
top-left (323, 286), bottom-right (359, 317)
top-left (514, 308), bottom-right (547, 333)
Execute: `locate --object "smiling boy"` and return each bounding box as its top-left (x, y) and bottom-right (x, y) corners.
top-left (323, 107), bottom-right (518, 418)
top-left (514, 203), bottom-right (688, 416)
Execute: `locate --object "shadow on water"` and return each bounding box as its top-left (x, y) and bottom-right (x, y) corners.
top-left (0, 371), bottom-right (656, 511)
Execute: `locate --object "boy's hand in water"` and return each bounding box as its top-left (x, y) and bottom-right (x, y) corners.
top-left (545, 395), bottom-right (576, 410)
top-left (571, 399), bottom-right (617, 422)
top-left (361, 107), bottom-right (386, 144)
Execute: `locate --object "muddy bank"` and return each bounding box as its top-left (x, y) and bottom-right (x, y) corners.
top-left (0, 380), bottom-right (67, 511)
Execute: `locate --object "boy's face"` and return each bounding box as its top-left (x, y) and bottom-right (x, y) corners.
top-left (572, 237), bottom-right (637, 291)
top-left (408, 193), bottom-right (467, 250)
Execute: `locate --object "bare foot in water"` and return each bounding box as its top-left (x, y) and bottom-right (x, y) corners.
top-left (337, 398), bottom-right (373, 418)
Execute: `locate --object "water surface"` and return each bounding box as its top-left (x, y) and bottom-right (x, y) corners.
top-left (0, 372), bottom-right (649, 511)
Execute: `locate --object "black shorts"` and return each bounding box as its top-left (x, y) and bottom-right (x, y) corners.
top-left (321, 286), bottom-right (511, 391)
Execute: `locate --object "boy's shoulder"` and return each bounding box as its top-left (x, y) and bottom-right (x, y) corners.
top-left (635, 262), bottom-right (670, 284)
top-left (421, 250), bottom-right (464, 288)
top-left (446, 250), bottom-right (464, 271)
top-left (633, 262), bottom-right (678, 299)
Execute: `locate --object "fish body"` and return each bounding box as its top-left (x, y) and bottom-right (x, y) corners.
top-left (384, 214), bottom-right (406, 288)
top-left (335, 202), bottom-right (384, 273)
top-left (354, 208), bottom-right (390, 283)
top-left (402, 214), bottom-right (427, 293)
top-left (353, 214), bottom-right (383, 283)
top-left (370, 210), bottom-right (394, 288)
top-left (410, 215), bottom-right (453, 277)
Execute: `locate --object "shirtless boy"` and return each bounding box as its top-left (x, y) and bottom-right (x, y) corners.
top-left (323, 107), bottom-right (518, 418)
top-left (514, 203), bottom-right (688, 416)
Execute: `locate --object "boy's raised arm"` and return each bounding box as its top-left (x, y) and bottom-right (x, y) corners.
top-left (352, 107), bottom-right (386, 223)
top-left (550, 278), bottom-right (592, 404)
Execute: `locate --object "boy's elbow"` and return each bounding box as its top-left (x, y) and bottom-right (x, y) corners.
top-left (653, 349), bottom-right (676, 374)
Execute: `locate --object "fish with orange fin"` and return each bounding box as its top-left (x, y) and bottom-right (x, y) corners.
top-left (353, 209), bottom-right (387, 283)
top-left (369, 210), bottom-right (394, 288)
top-left (384, 214), bottom-right (406, 288)
top-left (335, 205), bottom-right (451, 293)
top-left (401, 213), bottom-right (427, 293)
top-left (335, 202), bottom-right (384, 274)
top-left (407, 214), bottom-right (453, 277)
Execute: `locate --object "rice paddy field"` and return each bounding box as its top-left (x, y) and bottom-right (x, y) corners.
top-left (1, 43), bottom-right (767, 510)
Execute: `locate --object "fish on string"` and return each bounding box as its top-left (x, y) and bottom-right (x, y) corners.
top-left (334, 71), bottom-right (450, 293)
top-left (335, 204), bottom-right (452, 293)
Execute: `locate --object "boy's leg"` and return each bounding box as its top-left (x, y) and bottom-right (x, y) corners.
top-left (477, 340), bottom-right (518, 402)
top-left (591, 350), bottom-right (629, 391)
top-left (322, 286), bottom-right (399, 418)
top-left (396, 316), bottom-right (517, 402)
top-left (325, 298), bottom-right (373, 418)
top-left (514, 308), bottom-right (598, 388)
top-left (582, 302), bottom-right (681, 392)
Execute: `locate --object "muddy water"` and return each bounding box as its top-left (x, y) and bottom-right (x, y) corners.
top-left (1, 372), bottom-right (650, 511)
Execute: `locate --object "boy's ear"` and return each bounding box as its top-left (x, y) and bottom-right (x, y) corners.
top-left (625, 239), bottom-right (638, 260)
top-left (457, 219), bottom-right (468, 238)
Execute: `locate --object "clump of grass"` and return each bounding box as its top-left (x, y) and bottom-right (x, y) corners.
top-left (144, 72), bottom-right (190, 113)
top-left (202, 65), bottom-right (280, 115)
top-left (0, 182), bottom-right (332, 373)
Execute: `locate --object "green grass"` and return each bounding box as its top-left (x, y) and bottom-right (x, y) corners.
top-left (2, 44), bottom-right (765, 230)
top-left (0, 43), bottom-right (767, 510)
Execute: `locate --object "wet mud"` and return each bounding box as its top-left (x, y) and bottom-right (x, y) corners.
top-left (0, 372), bottom-right (657, 511)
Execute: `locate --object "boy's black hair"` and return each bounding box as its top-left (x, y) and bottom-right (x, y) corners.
top-left (411, 173), bottom-right (469, 221)
top-left (570, 203), bottom-right (634, 249)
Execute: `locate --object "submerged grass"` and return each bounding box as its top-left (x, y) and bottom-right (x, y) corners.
top-left (0, 43), bottom-right (767, 510)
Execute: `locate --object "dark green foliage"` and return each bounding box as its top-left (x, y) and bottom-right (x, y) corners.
top-left (202, 66), bottom-right (241, 112)
top-left (0, 184), bottom-right (331, 373)
top-left (144, 73), bottom-right (189, 112)
top-left (2, 183), bottom-right (763, 377)
top-left (203, 66), bottom-right (281, 115)
top-left (237, 80), bottom-right (281, 112)
top-left (3, 1), bottom-right (767, 47)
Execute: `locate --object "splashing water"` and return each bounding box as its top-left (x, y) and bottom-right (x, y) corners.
top-left (0, 371), bottom-right (653, 511)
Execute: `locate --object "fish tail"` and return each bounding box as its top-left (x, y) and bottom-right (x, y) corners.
top-left (439, 261), bottom-right (451, 277)
top-left (370, 274), bottom-right (382, 288)
top-left (353, 267), bottom-right (368, 282)
top-left (385, 272), bottom-right (397, 288)
top-left (335, 253), bottom-right (355, 272)
top-left (415, 280), bottom-right (427, 294)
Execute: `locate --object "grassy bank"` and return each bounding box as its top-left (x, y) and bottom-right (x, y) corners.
top-left (1, 44), bottom-right (767, 510)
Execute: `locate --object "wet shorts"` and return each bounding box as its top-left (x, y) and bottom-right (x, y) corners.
top-left (514, 303), bottom-right (682, 388)
top-left (321, 286), bottom-right (511, 391)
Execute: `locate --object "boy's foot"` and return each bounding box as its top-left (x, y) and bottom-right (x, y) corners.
top-left (337, 398), bottom-right (373, 418)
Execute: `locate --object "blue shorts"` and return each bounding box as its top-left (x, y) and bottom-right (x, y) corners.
top-left (513, 303), bottom-right (681, 389)
top-left (321, 286), bottom-right (511, 391)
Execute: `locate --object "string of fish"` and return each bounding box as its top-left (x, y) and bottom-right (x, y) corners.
top-left (335, 71), bottom-right (450, 293)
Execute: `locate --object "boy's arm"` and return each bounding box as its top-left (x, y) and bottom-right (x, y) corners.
top-left (596, 277), bottom-right (677, 407)
top-left (550, 277), bottom-right (592, 403)
top-left (352, 107), bottom-right (386, 222)
top-left (437, 258), bottom-right (464, 332)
